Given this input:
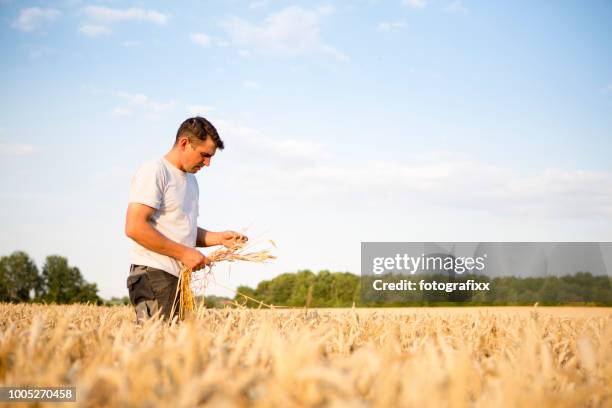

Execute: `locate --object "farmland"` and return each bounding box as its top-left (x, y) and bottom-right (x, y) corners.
top-left (0, 304), bottom-right (611, 407)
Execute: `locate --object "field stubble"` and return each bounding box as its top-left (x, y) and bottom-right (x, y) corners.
top-left (0, 304), bottom-right (611, 407)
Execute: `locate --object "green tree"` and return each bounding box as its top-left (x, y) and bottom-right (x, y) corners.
top-left (267, 273), bottom-right (296, 305)
top-left (0, 251), bottom-right (40, 302)
top-left (233, 270), bottom-right (612, 308)
top-left (288, 270), bottom-right (315, 306)
top-left (235, 285), bottom-right (258, 307)
top-left (105, 296), bottom-right (130, 306)
top-left (313, 270), bottom-right (333, 306)
top-left (328, 272), bottom-right (359, 306)
top-left (40, 255), bottom-right (101, 304)
top-left (0, 265), bottom-right (7, 301)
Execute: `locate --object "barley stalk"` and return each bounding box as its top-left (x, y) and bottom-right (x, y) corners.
top-left (178, 241), bottom-right (277, 318)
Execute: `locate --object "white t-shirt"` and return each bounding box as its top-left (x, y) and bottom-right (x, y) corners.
top-left (128, 157), bottom-right (199, 277)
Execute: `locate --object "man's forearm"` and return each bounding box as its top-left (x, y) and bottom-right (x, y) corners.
top-left (196, 228), bottom-right (222, 247)
top-left (128, 222), bottom-right (188, 260)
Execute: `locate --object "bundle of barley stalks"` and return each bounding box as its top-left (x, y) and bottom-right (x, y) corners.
top-left (176, 241), bottom-right (276, 320)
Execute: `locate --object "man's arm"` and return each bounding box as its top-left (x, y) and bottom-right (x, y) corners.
top-left (125, 203), bottom-right (209, 270)
top-left (196, 228), bottom-right (248, 248)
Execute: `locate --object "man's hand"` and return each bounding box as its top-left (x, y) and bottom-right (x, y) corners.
top-left (196, 228), bottom-right (249, 248)
top-left (219, 230), bottom-right (248, 249)
top-left (179, 247), bottom-right (210, 271)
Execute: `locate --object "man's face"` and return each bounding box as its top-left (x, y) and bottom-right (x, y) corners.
top-left (181, 137), bottom-right (218, 173)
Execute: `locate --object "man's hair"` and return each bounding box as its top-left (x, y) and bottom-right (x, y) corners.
top-left (175, 116), bottom-right (224, 150)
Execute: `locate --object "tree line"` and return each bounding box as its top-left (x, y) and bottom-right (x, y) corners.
top-left (0, 251), bottom-right (101, 304)
top-left (3, 251), bottom-right (610, 307)
top-left (233, 270), bottom-right (612, 307)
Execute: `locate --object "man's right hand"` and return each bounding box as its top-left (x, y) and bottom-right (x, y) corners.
top-left (180, 247), bottom-right (210, 271)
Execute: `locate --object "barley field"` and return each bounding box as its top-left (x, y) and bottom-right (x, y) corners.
top-left (0, 304), bottom-right (611, 407)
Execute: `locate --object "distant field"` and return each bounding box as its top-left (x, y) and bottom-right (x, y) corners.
top-left (1, 304), bottom-right (610, 407)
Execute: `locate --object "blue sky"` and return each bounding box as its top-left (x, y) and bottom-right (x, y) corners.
top-left (1, 0), bottom-right (611, 299)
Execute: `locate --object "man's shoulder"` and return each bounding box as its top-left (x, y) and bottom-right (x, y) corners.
top-left (134, 158), bottom-right (167, 177)
top-left (131, 159), bottom-right (169, 186)
top-left (137, 158), bottom-right (164, 171)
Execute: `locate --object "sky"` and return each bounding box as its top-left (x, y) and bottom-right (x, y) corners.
top-left (1, 0), bottom-right (611, 299)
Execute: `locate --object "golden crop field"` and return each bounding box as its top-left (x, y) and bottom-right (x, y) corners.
top-left (0, 304), bottom-right (611, 407)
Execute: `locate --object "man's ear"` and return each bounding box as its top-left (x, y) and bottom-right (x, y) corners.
top-left (177, 135), bottom-right (189, 150)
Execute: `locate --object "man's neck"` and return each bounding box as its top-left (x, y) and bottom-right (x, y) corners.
top-left (164, 150), bottom-right (185, 172)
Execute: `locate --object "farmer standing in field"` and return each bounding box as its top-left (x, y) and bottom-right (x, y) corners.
top-left (125, 116), bottom-right (247, 323)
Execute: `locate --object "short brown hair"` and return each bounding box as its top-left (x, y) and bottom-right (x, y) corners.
top-left (175, 116), bottom-right (224, 150)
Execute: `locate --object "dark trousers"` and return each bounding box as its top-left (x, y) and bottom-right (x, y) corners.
top-left (127, 265), bottom-right (179, 323)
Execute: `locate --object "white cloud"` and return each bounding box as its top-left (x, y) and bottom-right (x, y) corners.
top-left (79, 24), bottom-right (111, 37)
top-left (79, 6), bottom-right (169, 36)
top-left (0, 140), bottom-right (38, 155)
top-left (445, 0), bottom-right (469, 13)
top-left (214, 118), bottom-right (332, 168)
top-left (246, 157), bottom-right (612, 218)
top-left (211, 118), bottom-right (612, 220)
top-left (190, 33), bottom-right (227, 48)
top-left (376, 21), bottom-right (406, 32)
top-left (243, 81), bottom-right (262, 91)
top-left (401, 0), bottom-right (427, 9)
top-left (191, 33), bottom-right (212, 47)
top-left (118, 91), bottom-right (175, 111)
top-left (83, 6), bottom-right (169, 24)
top-left (111, 107), bottom-right (132, 116)
top-left (12, 7), bottom-right (60, 32)
top-left (95, 90), bottom-right (176, 116)
top-left (222, 6), bottom-right (347, 61)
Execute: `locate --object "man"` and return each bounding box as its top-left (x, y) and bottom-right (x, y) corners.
top-left (125, 116), bottom-right (247, 322)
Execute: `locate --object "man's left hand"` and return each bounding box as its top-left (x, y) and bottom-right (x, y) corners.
top-left (220, 230), bottom-right (248, 248)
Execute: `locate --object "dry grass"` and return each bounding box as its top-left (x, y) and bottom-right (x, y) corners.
top-left (178, 242), bottom-right (277, 319)
top-left (0, 304), bottom-right (611, 407)
top-left (207, 241), bottom-right (276, 264)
